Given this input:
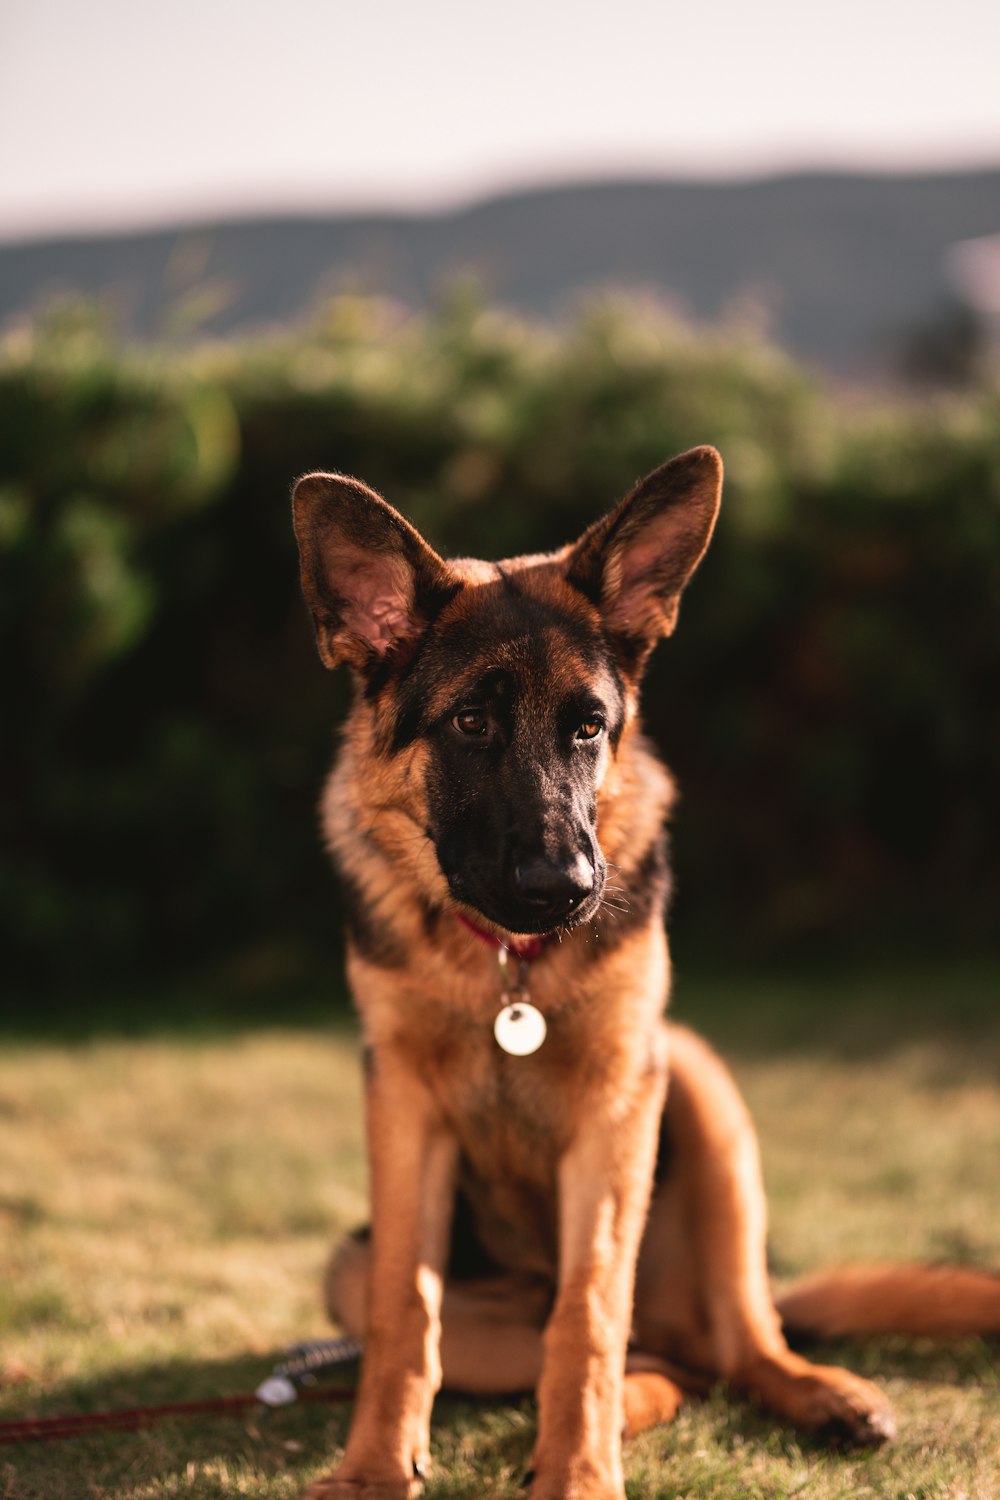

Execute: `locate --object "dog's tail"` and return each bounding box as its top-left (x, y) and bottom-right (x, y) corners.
top-left (775, 1263), bottom-right (1000, 1340)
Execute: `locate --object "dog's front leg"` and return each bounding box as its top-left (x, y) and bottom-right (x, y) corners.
top-left (530, 1052), bottom-right (667, 1500)
top-left (305, 1047), bottom-right (457, 1500)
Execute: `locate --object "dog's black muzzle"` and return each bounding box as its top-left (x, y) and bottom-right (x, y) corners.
top-left (443, 845), bottom-right (606, 936)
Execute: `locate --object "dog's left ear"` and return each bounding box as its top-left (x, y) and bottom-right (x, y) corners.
top-left (566, 445), bottom-right (722, 656)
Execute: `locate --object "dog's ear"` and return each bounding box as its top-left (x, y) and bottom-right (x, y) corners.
top-left (292, 473), bottom-right (458, 670)
top-left (566, 446), bottom-right (722, 658)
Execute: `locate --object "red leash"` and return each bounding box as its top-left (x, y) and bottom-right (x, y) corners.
top-left (0, 1387), bottom-right (355, 1446)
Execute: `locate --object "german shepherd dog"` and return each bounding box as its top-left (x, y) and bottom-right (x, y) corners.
top-left (291, 447), bottom-right (999, 1500)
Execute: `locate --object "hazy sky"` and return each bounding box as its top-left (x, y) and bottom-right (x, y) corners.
top-left (2, 0), bottom-right (999, 239)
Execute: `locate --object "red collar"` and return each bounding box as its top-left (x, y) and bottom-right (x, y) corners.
top-left (455, 911), bottom-right (551, 963)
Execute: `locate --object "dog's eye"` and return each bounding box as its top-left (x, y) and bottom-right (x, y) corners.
top-left (452, 709), bottom-right (488, 737)
top-left (576, 719), bottom-right (604, 742)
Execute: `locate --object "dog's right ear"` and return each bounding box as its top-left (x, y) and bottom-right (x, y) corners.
top-left (292, 473), bottom-right (458, 670)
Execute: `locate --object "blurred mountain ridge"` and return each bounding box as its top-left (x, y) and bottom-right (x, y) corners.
top-left (2, 168), bottom-right (999, 373)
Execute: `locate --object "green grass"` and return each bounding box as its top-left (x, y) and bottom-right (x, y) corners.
top-left (2, 963), bottom-right (999, 1499)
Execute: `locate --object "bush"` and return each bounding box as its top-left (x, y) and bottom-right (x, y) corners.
top-left (2, 296), bottom-right (998, 994)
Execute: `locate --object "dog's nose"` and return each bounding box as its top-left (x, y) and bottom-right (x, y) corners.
top-left (513, 853), bottom-right (595, 920)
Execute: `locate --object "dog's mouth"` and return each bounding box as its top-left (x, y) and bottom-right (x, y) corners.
top-left (445, 864), bottom-right (606, 939)
top-left (452, 891), bottom-right (604, 940)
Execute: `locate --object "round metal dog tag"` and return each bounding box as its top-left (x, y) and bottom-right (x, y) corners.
top-left (494, 1001), bottom-right (547, 1056)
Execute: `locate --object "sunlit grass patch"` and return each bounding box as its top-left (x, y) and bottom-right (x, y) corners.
top-left (2, 965), bottom-right (998, 1498)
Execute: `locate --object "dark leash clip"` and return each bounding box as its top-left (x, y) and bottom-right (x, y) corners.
top-left (255, 1334), bottom-right (364, 1406)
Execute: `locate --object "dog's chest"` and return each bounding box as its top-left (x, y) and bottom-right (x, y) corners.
top-left (361, 956), bottom-right (637, 1271)
top-left (426, 1019), bottom-right (566, 1165)
top-left (441, 1045), bottom-right (564, 1274)
top-left (406, 1007), bottom-right (571, 1225)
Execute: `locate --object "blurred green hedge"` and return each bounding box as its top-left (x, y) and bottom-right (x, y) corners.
top-left (2, 295), bottom-right (999, 992)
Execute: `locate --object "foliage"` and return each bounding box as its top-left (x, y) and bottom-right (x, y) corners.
top-left (2, 296), bottom-right (999, 990)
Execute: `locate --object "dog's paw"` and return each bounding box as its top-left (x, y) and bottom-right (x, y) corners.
top-left (741, 1355), bottom-right (896, 1448)
top-left (806, 1369), bottom-right (896, 1448)
top-left (784, 1365), bottom-right (895, 1448)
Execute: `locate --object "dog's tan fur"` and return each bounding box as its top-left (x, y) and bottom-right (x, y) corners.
top-left (291, 448), bottom-right (1000, 1500)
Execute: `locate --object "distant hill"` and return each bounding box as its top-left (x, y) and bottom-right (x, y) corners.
top-left (2, 169), bottom-right (999, 373)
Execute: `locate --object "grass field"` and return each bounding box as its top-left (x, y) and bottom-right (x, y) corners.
top-left (2, 962), bottom-right (998, 1499)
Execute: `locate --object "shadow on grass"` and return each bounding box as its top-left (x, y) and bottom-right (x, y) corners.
top-left (669, 955), bottom-right (1000, 1081)
top-left (5, 1335), bottom-right (998, 1500)
top-left (7, 952), bottom-right (1000, 1066)
top-left (0, 1347), bottom-right (542, 1500)
top-left (2, 1348), bottom-right (355, 1500)
top-left (786, 1333), bottom-right (1000, 1388)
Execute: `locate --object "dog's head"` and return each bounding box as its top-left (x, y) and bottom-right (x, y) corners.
top-left (293, 447), bottom-right (722, 938)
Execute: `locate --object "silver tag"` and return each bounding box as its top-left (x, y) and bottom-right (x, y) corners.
top-left (494, 1000), bottom-right (547, 1056)
top-left (255, 1375), bottom-right (298, 1406)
